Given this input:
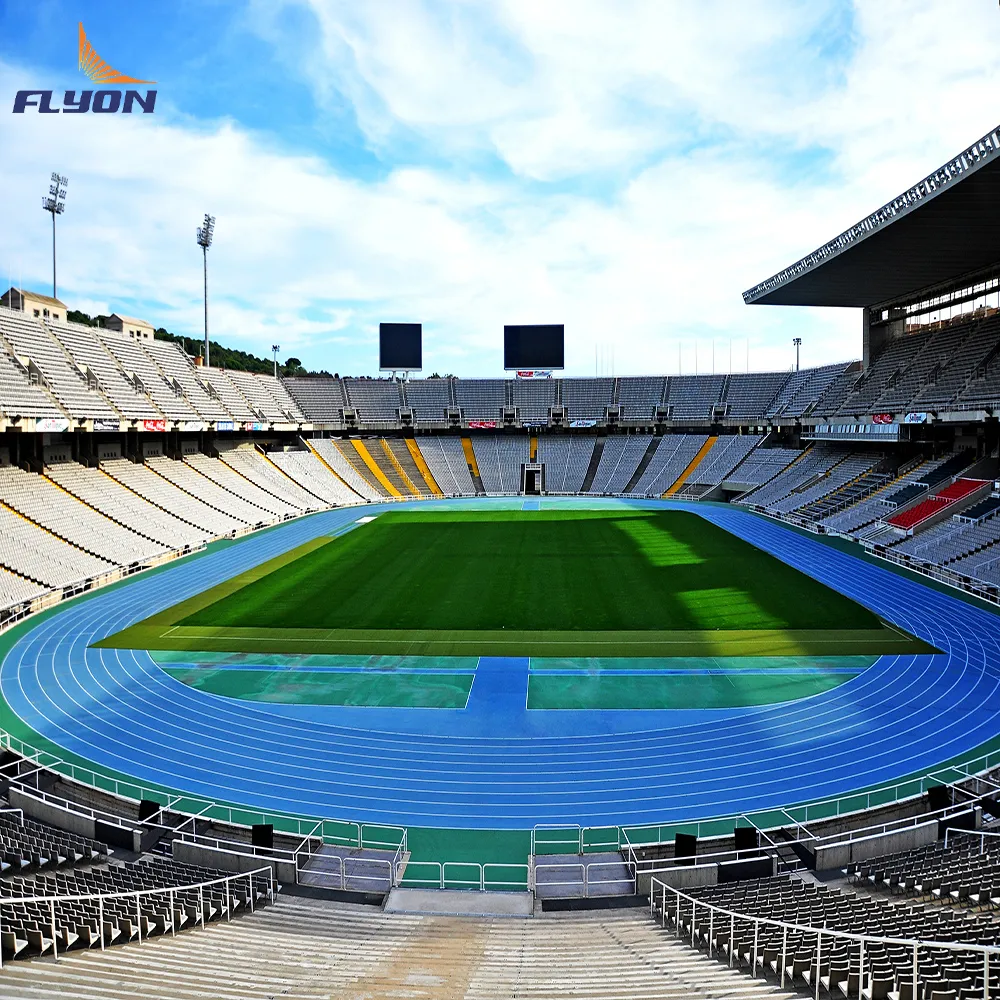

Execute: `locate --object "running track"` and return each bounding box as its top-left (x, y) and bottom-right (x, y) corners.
top-left (2, 497), bottom-right (1000, 830)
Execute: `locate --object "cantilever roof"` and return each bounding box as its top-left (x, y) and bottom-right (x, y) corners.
top-left (743, 125), bottom-right (1000, 308)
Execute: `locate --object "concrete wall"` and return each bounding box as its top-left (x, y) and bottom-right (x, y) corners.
top-left (173, 840), bottom-right (295, 884)
top-left (814, 819), bottom-right (938, 871)
top-left (10, 787), bottom-right (97, 841)
top-left (638, 863), bottom-right (718, 897)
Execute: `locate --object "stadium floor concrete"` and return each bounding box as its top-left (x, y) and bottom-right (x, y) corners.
top-left (2, 497), bottom-right (1000, 837)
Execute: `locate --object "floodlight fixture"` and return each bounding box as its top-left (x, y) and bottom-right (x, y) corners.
top-left (272, 344), bottom-right (280, 378)
top-left (793, 337), bottom-right (802, 371)
top-left (42, 173), bottom-right (68, 300)
top-left (196, 214), bottom-right (216, 365)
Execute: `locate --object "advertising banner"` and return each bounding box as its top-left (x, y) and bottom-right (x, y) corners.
top-left (180, 420), bottom-right (205, 432)
top-left (468, 419), bottom-right (497, 429)
top-left (872, 413), bottom-right (894, 425)
top-left (92, 418), bottom-right (120, 432)
top-left (35, 418), bottom-right (70, 433)
top-left (216, 420), bottom-right (235, 432)
top-left (569, 419), bottom-right (597, 428)
top-left (904, 412), bottom-right (928, 424)
top-left (515, 370), bottom-right (552, 379)
top-left (521, 420), bottom-right (547, 428)
top-left (142, 419), bottom-right (166, 432)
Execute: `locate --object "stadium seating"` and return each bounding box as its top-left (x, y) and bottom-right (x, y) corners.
top-left (283, 376), bottom-right (347, 424)
top-left (401, 377), bottom-right (450, 425)
top-left (218, 445), bottom-right (324, 512)
top-left (267, 448), bottom-right (365, 506)
top-left (343, 378), bottom-right (403, 425)
top-left (654, 872), bottom-right (1000, 999)
top-left (561, 377), bottom-right (613, 420)
top-left (729, 446), bottom-right (801, 488)
top-left (472, 434), bottom-right (530, 494)
top-left (146, 456), bottom-right (273, 527)
top-left (308, 439), bottom-right (384, 500)
top-left (887, 479), bottom-right (990, 531)
top-left (103, 458), bottom-right (247, 537)
top-left (512, 378), bottom-right (556, 422)
top-left (416, 437), bottom-right (477, 496)
top-left (536, 436), bottom-right (596, 493)
top-left (586, 435), bottom-right (651, 494)
top-left (0, 310), bottom-right (118, 420)
top-left (140, 339), bottom-right (231, 421)
top-left (454, 378), bottom-right (505, 422)
top-left (628, 434), bottom-right (707, 497)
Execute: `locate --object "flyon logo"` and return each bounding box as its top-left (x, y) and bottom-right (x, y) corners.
top-left (13, 23), bottom-right (156, 114)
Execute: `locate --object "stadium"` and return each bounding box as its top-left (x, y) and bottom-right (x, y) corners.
top-left (4, 11), bottom-right (1000, 1000)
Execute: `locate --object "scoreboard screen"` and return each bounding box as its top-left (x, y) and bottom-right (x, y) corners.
top-left (503, 324), bottom-right (564, 370)
top-left (379, 323), bottom-right (422, 370)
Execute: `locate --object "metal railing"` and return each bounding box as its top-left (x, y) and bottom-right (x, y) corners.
top-left (651, 877), bottom-right (1000, 1000)
top-left (533, 858), bottom-right (635, 898)
top-left (400, 861), bottom-right (530, 893)
top-left (944, 826), bottom-right (1000, 851)
top-left (0, 728), bottom-right (407, 862)
top-left (0, 867), bottom-right (272, 969)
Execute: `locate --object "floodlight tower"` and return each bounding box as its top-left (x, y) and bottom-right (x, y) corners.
top-left (42, 173), bottom-right (68, 300)
top-left (196, 214), bottom-right (215, 366)
top-left (272, 344), bottom-right (280, 378)
top-left (793, 337), bottom-right (802, 372)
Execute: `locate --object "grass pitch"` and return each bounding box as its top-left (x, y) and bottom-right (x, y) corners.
top-left (99, 509), bottom-right (934, 658)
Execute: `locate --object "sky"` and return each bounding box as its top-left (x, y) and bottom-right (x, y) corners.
top-left (1, 0), bottom-right (1000, 378)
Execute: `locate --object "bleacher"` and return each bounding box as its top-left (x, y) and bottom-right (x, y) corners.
top-left (628, 434), bottom-right (707, 497)
top-left (343, 379), bottom-right (402, 426)
top-left (587, 435), bottom-right (651, 494)
top-left (472, 434), bottom-right (530, 494)
top-left (402, 378), bottom-right (450, 425)
top-left (283, 377), bottom-right (346, 424)
top-left (454, 378), bottom-right (505, 422)
top-left (417, 437), bottom-right (477, 496)
top-left (268, 449), bottom-right (364, 506)
top-left (665, 376), bottom-right (725, 421)
top-left (887, 478), bottom-right (990, 532)
top-left (561, 377), bottom-right (613, 421)
top-left (654, 871), bottom-right (1000, 1000)
top-left (537, 436), bottom-right (596, 493)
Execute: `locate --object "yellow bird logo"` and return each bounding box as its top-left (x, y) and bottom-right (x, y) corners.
top-left (78, 22), bottom-right (155, 85)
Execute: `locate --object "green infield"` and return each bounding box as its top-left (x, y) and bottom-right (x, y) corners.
top-left (98, 509), bottom-right (935, 658)
top-left (162, 666), bottom-right (474, 708)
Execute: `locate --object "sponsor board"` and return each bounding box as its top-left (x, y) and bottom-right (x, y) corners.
top-left (515, 370), bottom-right (552, 379)
top-left (872, 413), bottom-right (894, 424)
top-left (36, 418), bottom-right (70, 433)
top-left (180, 421), bottom-right (205, 432)
top-left (570, 419), bottom-right (598, 428)
top-left (521, 420), bottom-right (548, 428)
top-left (92, 418), bottom-right (120, 432)
top-left (468, 420), bottom-right (497, 429)
top-left (904, 412), bottom-right (928, 424)
top-left (142, 419), bottom-right (166, 432)
top-left (216, 420), bottom-right (235, 432)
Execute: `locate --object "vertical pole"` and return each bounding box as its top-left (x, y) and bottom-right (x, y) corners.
top-left (0, 903), bottom-right (4, 970)
top-left (50, 900), bottom-right (58, 960)
top-left (816, 932), bottom-right (822, 1000)
top-left (203, 247), bottom-right (209, 367)
top-left (691, 900), bottom-right (696, 946)
top-left (729, 914), bottom-right (734, 968)
top-left (170, 889), bottom-right (176, 936)
top-left (135, 893), bottom-right (141, 944)
top-left (912, 943), bottom-right (917, 1000)
top-left (859, 939), bottom-right (864, 1000)
top-left (752, 918), bottom-right (758, 978)
top-left (985, 951), bottom-right (990, 1000)
top-left (52, 210), bottom-right (57, 301)
top-left (781, 926), bottom-right (787, 987)
top-left (708, 909), bottom-right (714, 959)
top-left (99, 896), bottom-right (105, 950)
top-left (227, 879), bottom-right (232, 922)
top-left (200, 886), bottom-right (205, 929)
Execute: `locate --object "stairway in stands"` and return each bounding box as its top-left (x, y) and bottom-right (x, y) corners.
top-left (0, 896), bottom-right (799, 999)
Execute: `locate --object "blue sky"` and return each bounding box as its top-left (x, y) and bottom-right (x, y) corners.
top-left (1, 0), bottom-right (1000, 376)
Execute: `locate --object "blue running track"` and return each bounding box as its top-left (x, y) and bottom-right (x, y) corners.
top-left (2, 497), bottom-right (1000, 830)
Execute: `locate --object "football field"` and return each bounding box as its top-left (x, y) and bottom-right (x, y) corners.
top-left (99, 508), bottom-right (932, 665)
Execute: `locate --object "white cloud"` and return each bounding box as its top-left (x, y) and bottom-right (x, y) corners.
top-left (2, 1), bottom-right (1000, 376)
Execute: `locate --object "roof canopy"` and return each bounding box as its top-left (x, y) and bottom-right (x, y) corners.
top-left (743, 126), bottom-right (1000, 308)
